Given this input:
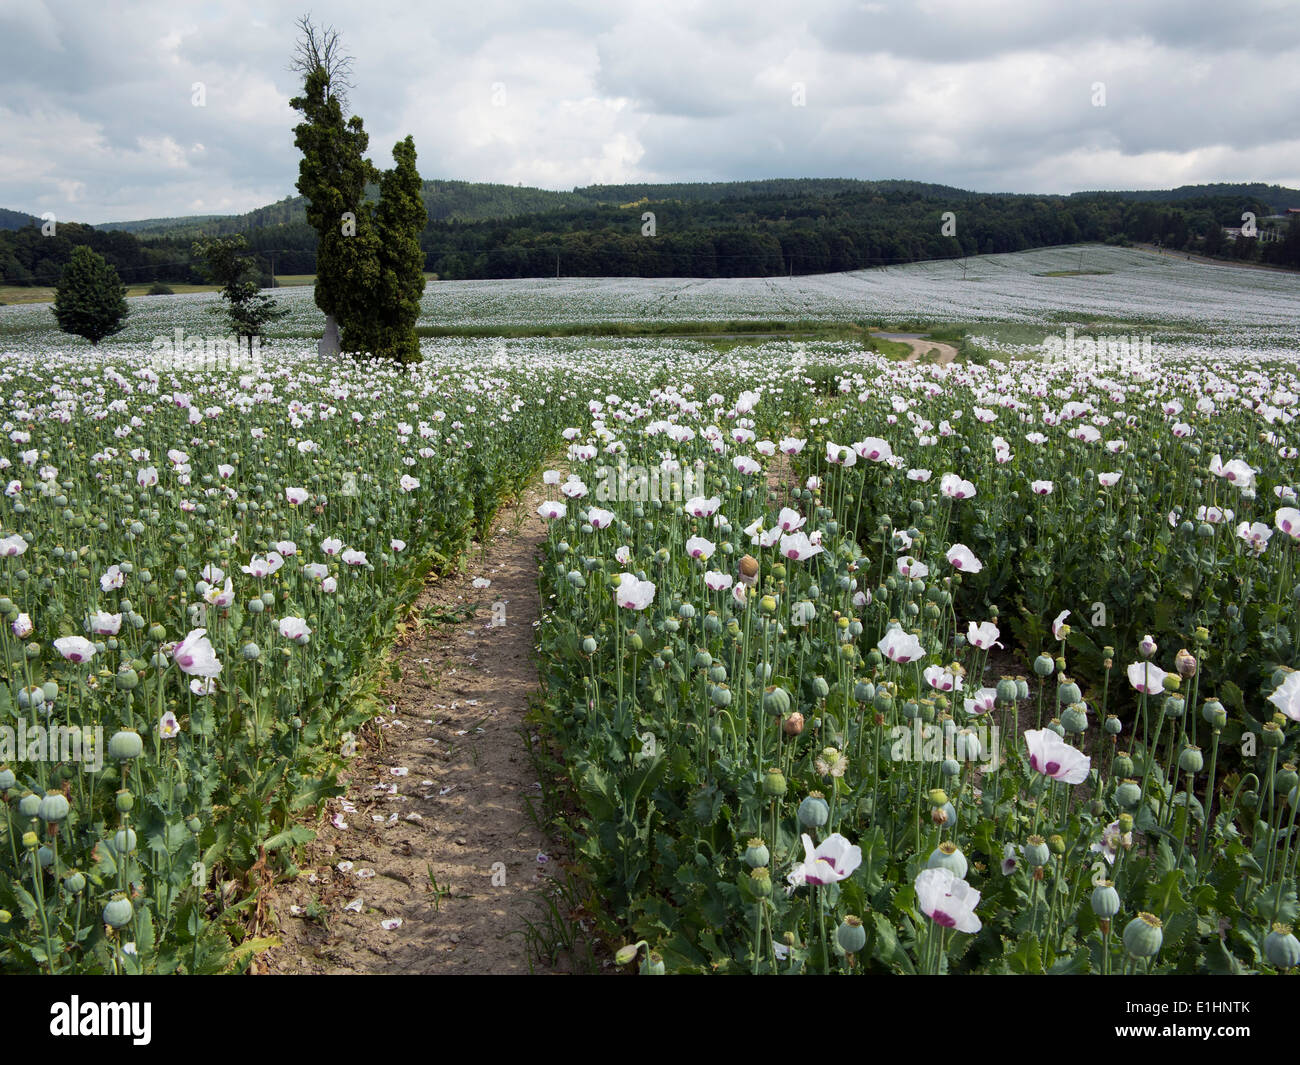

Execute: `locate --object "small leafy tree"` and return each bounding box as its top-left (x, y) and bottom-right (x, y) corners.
top-left (51, 246), bottom-right (128, 344)
top-left (193, 236), bottom-right (287, 353)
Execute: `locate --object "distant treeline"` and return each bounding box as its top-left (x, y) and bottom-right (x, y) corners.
top-left (3, 180), bottom-right (1299, 287)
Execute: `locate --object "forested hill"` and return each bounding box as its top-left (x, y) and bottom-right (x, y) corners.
top-left (2, 180), bottom-right (1298, 287)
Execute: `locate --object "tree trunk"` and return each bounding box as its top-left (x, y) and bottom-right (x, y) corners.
top-left (318, 314), bottom-right (341, 357)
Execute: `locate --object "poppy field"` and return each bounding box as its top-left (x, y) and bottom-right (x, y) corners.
top-left (530, 334), bottom-right (1300, 974)
top-left (1, 275), bottom-right (1299, 974)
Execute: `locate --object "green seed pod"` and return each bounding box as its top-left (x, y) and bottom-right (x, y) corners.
top-left (1058, 679), bottom-right (1081, 705)
top-left (102, 895), bottom-right (134, 930)
top-left (114, 667), bottom-right (139, 691)
top-left (1115, 778), bottom-right (1142, 809)
top-left (1264, 925), bottom-right (1300, 970)
top-left (1122, 913), bottom-right (1164, 959)
top-left (927, 841), bottom-right (968, 878)
top-left (996, 677), bottom-right (1018, 703)
top-left (854, 680), bottom-right (875, 704)
top-left (1024, 835), bottom-right (1050, 868)
top-left (63, 870), bottom-right (86, 894)
top-left (17, 792), bottom-right (41, 819)
top-left (639, 951), bottom-right (665, 976)
top-left (1201, 699), bottom-right (1227, 730)
top-left (797, 793), bottom-right (830, 828)
top-left (115, 789), bottom-right (134, 813)
top-left (1061, 704), bottom-right (1089, 733)
top-left (38, 793), bottom-right (69, 823)
top-left (112, 828), bottom-right (138, 854)
top-left (1178, 745), bottom-right (1204, 774)
top-left (627, 632), bottom-right (643, 652)
top-left (1104, 714), bottom-right (1122, 736)
top-left (581, 636), bottom-right (597, 655)
top-left (1261, 722), bottom-right (1285, 749)
top-left (743, 838), bottom-right (770, 868)
top-left (836, 915), bottom-right (867, 955)
top-left (762, 687), bottom-right (791, 717)
top-left (710, 684), bottom-right (732, 708)
top-left (0, 767), bottom-right (14, 790)
top-left (1114, 752), bottom-right (1135, 778)
top-left (761, 767), bottom-right (787, 798)
top-left (1091, 881), bottom-right (1121, 918)
top-left (748, 867), bottom-right (773, 898)
top-left (107, 730), bottom-right (143, 761)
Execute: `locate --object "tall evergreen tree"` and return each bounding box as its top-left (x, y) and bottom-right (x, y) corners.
top-left (348, 136), bottom-right (427, 363)
top-left (51, 245), bottom-right (128, 345)
top-left (289, 18), bottom-right (426, 364)
top-left (290, 58), bottom-right (378, 354)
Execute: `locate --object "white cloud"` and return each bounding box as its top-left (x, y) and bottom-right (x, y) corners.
top-left (0, 0), bottom-right (1295, 222)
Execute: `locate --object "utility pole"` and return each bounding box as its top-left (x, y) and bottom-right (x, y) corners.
top-left (556, 251), bottom-right (560, 279)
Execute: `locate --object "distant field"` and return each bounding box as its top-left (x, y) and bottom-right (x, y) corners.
top-left (0, 274), bottom-right (317, 307)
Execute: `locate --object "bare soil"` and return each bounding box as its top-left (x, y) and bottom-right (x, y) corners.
top-left (258, 476), bottom-right (567, 975)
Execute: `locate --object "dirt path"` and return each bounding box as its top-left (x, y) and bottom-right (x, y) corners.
top-left (260, 475), bottom-right (564, 975)
top-left (898, 337), bottom-right (959, 365)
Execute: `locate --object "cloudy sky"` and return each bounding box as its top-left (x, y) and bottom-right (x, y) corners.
top-left (2, 0), bottom-right (1298, 224)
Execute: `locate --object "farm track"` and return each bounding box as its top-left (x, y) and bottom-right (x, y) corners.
top-left (260, 475), bottom-right (564, 975)
top-left (899, 337), bottom-right (959, 364)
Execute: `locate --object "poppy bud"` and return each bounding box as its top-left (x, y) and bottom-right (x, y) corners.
top-left (1174, 649), bottom-right (1197, 678)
